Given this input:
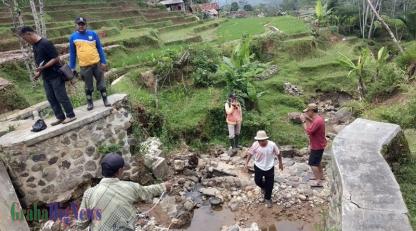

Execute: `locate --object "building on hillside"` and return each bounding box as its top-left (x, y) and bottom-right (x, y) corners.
top-left (159, 0), bottom-right (185, 11)
top-left (191, 2), bottom-right (220, 17)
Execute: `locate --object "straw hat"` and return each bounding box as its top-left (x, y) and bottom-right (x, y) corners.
top-left (254, 130), bottom-right (269, 140)
top-left (303, 103), bottom-right (318, 113)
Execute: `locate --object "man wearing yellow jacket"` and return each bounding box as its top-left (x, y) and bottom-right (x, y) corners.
top-left (69, 17), bottom-right (110, 111)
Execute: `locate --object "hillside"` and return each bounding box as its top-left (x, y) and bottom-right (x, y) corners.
top-left (0, 0), bottom-right (415, 229)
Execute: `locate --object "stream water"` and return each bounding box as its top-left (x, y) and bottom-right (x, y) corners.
top-left (185, 206), bottom-right (315, 231)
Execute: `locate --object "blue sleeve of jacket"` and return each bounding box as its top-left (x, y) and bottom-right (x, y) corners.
top-left (94, 31), bottom-right (106, 64)
top-left (69, 35), bottom-right (77, 70)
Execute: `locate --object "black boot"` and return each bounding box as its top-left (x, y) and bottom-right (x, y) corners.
top-left (234, 135), bottom-right (241, 149)
top-left (86, 92), bottom-right (94, 111)
top-left (229, 138), bottom-right (234, 149)
top-left (100, 90), bottom-right (111, 107)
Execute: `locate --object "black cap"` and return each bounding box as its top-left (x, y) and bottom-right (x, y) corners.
top-left (229, 93), bottom-right (237, 99)
top-left (75, 17), bottom-right (87, 24)
top-left (101, 153), bottom-right (124, 177)
top-left (17, 26), bottom-right (35, 35)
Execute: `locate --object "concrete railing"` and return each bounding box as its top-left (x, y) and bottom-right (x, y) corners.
top-left (327, 118), bottom-right (412, 231)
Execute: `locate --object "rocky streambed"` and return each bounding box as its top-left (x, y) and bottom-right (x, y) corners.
top-left (134, 144), bottom-right (330, 231)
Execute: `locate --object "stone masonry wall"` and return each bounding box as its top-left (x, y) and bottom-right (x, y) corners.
top-left (326, 118), bottom-right (412, 231)
top-left (0, 94), bottom-right (146, 206)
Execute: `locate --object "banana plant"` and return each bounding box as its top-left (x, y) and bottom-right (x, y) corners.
top-left (220, 35), bottom-right (266, 110)
top-left (338, 49), bottom-right (371, 100)
top-left (315, 0), bottom-right (333, 26)
top-left (374, 47), bottom-right (388, 81)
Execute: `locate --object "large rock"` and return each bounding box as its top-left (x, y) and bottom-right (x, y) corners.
top-left (333, 107), bottom-right (354, 124)
top-left (142, 137), bottom-right (168, 179)
top-left (221, 223), bottom-right (260, 231)
top-left (288, 112), bottom-right (303, 124)
top-left (200, 187), bottom-right (221, 197)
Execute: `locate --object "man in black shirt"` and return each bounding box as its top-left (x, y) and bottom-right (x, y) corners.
top-left (18, 26), bottom-right (76, 126)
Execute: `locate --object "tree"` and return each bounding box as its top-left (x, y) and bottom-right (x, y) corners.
top-left (38, 0), bottom-right (46, 37)
top-left (29, 0), bottom-right (41, 34)
top-left (243, 4), bottom-right (253, 11)
top-left (400, 11), bottom-right (416, 39)
top-left (366, 0), bottom-right (404, 53)
top-left (4, 0), bottom-right (36, 85)
top-left (230, 2), bottom-right (239, 11)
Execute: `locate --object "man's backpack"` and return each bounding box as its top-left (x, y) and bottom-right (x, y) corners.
top-left (31, 119), bottom-right (47, 132)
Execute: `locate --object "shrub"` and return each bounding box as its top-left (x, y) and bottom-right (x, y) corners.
top-left (250, 33), bottom-right (285, 61)
top-left (98, 144), bottom-right (122, 154)
top-left (283, 37), bottom-right (317, 58)
top-left (188, 44), bottom-right (221, 87)
top-left (375, 97), bottom-right (416, 129)
top-left (366, 64), bottom-right (404, 102)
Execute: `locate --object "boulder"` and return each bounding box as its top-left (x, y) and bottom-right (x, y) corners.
top-left (221, 223), bottom-right (260, 231)
top-left (139, 70), bottom-right (156, 90)
top-left (279, 145), bottom-right (298, 158)
top-left (334, 107), bottom-right (353, 124)
top-left (142, 138), bottom-right (168, 179)
top-left (200, 187), bottom-right (221, 197)
top-left (288, 112), bottom-right (303, 124)
top-left (283, 82), bottom-right (303, 96)
top-left (174, 160), bottom-right (185, 171)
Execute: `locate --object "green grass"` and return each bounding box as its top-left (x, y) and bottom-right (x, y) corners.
top-left (400, 129), bottom-right (416, 229)
top-left (216, 16), bottom-right (310, 43)
top-left (0, 63), bottom-right (45, 105)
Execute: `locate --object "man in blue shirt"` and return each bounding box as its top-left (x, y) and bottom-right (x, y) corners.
top-left (69, 17), bottom-right (110, 111)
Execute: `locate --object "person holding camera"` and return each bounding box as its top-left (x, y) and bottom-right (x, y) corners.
top-left (18, 26), bottom-right (76, 126)
top-left (225, 93), bottom-right (243, 150)
top-left (300, 103), bottom-right (327, 188)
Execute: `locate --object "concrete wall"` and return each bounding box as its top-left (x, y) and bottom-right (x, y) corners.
top-left (327, 118), bottom-right (412, 231)
top-left (0, 94), bottom-right (142, 206)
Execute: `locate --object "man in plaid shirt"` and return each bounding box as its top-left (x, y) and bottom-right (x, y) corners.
top-left (76, 153), bottom-right (172, 230)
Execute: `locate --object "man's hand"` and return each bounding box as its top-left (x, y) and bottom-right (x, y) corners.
top-left (33, 71), bottom-right (41, 80)
top-left (300, 114), bottom-right (306, 123)
top-left (100, 63), bottom-right (108, 72)
top-left (164, 181), bottom-right (173, 192)
top-left (244, 163), bottom-right (250, 172)
top-left (35, 66), bottom-right (44, 73)
top-left (278, 162), bottom-right (283, 171)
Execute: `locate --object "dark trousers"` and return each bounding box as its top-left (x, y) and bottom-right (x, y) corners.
top-left (80, 64), bottom-right (106, 94)
top-left (254, 165), bottom-right (275, 200)
top-left (43, 77), bottom-right (75, 120)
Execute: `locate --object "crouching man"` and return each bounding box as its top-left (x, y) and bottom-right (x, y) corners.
top-left (245, 130), bottom-right (283, 208)
top-left (77, 153), bottom-right (172, 230)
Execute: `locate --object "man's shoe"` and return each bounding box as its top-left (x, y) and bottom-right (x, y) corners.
top-left (265, 199), bottom-right (273, 208)
top-left (50, 119), bottom-right (64, 126)
top-left (62, 117), bottom-right (77, 124)
top-left (87, 100), bottom-right (94, 111)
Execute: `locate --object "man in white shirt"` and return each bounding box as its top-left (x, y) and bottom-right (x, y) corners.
top-left (245, 130), bottom-right (283, 208)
